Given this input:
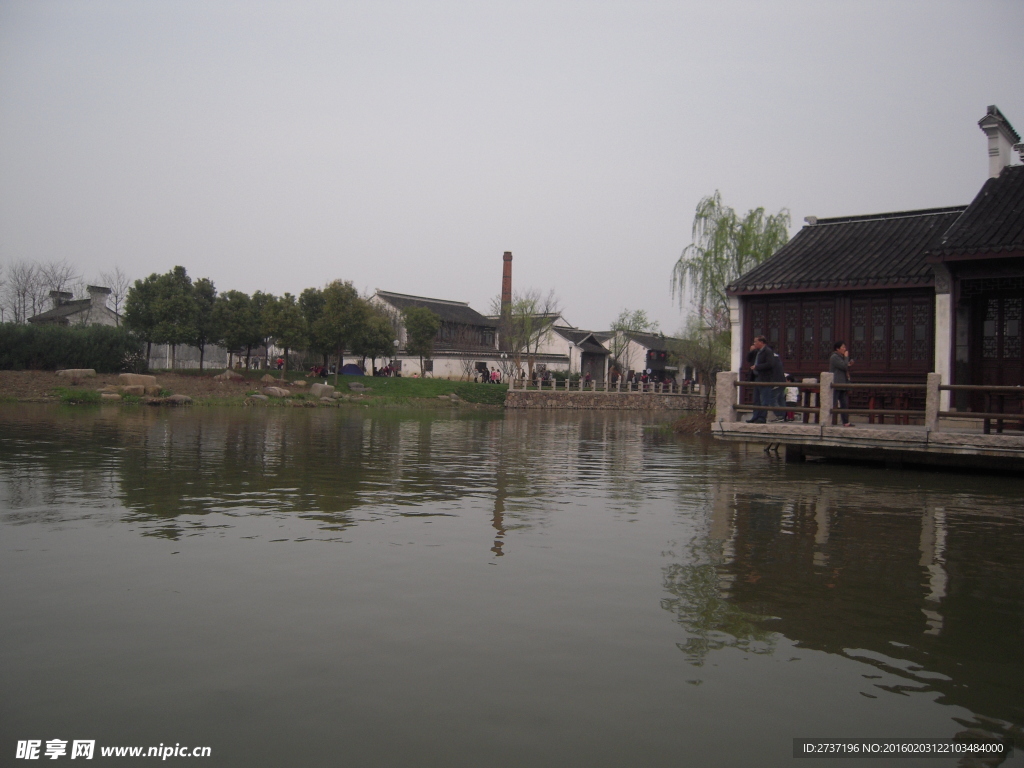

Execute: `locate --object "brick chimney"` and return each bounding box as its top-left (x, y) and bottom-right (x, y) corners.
top-left (501, 251), bottom-right (512, 313)
top-left (979, 105), bottom-right (1021, 179)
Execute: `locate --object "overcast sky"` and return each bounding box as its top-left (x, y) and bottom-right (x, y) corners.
top-left (2, 0), bottom-right (1022, 333)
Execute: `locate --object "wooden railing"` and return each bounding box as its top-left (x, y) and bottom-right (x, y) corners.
top-left (716, 372), bottom-right (1024, 433)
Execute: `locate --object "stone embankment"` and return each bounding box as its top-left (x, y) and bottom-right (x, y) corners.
top-left (55, 370), bottom-right (194, 405)
top-left (505, 390), bottom-right (709, 411)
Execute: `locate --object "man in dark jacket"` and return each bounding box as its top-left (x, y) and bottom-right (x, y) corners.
top-left (748, 336), bottom-right (785, 422)
top-left (749, 335), bottom-right (770, 421)
top-left (829, 341), bottom-right (854, 426)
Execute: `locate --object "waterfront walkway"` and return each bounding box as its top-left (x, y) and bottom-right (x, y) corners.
top-left (506, 376), bottom-right (709, 410)
top-left (714, 372), bottom-right (1024, 471)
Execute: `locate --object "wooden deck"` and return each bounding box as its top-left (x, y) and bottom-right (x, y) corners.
top-left (714, 372), bottom-right (1024, 471)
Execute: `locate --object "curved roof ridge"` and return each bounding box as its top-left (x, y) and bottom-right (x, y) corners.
top-left (376, 290), bottom-right (471, 307)
top-left (814, 206), bottom-right (966, 226)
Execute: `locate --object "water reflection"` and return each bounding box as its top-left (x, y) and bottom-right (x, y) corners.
top-left (671, 476), bottom-right (1024, 746)
top-left (2, 405), bottom-right (1022, 761)
top-left (0, 405), bottom-right (665, 551)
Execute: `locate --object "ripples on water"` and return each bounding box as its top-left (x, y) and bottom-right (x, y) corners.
top-left (1, 405), bottom-right (1022, 767)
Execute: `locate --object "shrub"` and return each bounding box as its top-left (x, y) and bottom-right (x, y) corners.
top-left (0, 324), bottom-right (144, 373)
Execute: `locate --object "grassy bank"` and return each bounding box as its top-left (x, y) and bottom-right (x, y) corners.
top-left (0, 369), bottom-right (509, 408)
top-left (151, 370), bottom-right (508, 407)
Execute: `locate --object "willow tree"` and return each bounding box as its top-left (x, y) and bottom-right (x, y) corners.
top-left (671, 191), bottom-right (790, 316)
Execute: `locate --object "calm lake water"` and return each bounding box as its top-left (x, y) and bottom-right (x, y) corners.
top-left (1, 405), bottom-right (1022, 767)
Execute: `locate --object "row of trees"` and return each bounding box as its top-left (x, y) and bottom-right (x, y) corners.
top-left (122, 266), bottom-right (445, 379)
top-left (0, 259), bottom-right (131, 325)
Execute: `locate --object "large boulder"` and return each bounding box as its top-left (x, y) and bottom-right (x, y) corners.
top-left (292, 379), bottom-right (307, 388)
top-left (121, 385), bottom-right (146, 397)
top-left (214, 370), bottom-right (244, 381)
top-left (119, 373), bottom-right (157, 386)
top-left (166, 394), bottom-right (192, 405)
top-left (100, 393), bottom-right (122, 401)
top-left (263, 387), bottom-right (290, 398)
top-left (310, 383), bottom-right (336, 399)
top-left (144, 385), bottom-right (162, 396)
top-left (261, 374), bottom-right (278, 383)
top-left (57, 369), bottom-right (96, 378)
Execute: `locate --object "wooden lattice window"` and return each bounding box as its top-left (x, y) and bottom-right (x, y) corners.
top-left (912, 303), bottom-right (929, 361)
top-left (1005, 298), bottom-right (1021, 359)
top-left (983, 299), bottom-right (1000, 359)
top-left (871, 304), bottom-right (888, 361)
top-left (801, 306), bottom-right (816, 360)
top-left (751, 305), bottom-right (765, 339)
top-left (819, 305), bottom-right (834, 360)
top-left (891, 302), bottom-right (907, 362)
top-left (851, 303), bottom-right (867, 360)
top-left (767, 306), bottom-right (781, 350)
top-left (784, 305), bottom-right (799, 359)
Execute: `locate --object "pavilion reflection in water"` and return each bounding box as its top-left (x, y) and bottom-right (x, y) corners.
top-left (667, 478), bottom-right (1023, 740)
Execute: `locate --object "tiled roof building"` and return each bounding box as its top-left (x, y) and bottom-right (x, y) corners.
top-left (727, 106), bottom-right (1024, 397)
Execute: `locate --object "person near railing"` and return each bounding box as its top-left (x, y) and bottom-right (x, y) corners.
top-left (829, 341), bottom-right (854, 427)
top-left (784, 374), bottom-right (800, 421)
top-left (748, 336), bottom-right (785, 422)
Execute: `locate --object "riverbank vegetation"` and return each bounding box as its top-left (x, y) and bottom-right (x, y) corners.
top-left (0, 324), bottom-right (142, 372)
top-left (0, 369), bottom-right (507, 408)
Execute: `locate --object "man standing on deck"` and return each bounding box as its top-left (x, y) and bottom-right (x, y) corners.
top-left (829, 341), bottom-right (854, 426)
top-left (748, 336), bottom-right (785, 423)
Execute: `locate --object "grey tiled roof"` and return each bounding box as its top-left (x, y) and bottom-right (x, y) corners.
top-left (930, 164), bottom-right (1024, 258)
top-left (552, 327), bottom-right (612, 355)
top-left (28, 299), bottom-right (93, 323)
top-left (376, 291), bottom-right (496, 327)
top-left (621, 331), bottom-right (677, 350)
top-left (728, 207), bottom-right (966, 294)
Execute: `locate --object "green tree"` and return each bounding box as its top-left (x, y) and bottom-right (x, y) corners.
top-left (351, 305), bottom-right (396, 372)
top-left (312, 280), bottom-right (361, 385)
top-left (671, 191), bottom-right (790, 316)
top-left (191, 277), bottom-right (217, 371)
top-left (152, 266), bottom-right (198, 370)
top-left (608, 308), bottom-right (660, 377)
top-left (213, 290), bottom-right (260, 368)
top-left (402, 305), bottom-right (441, 376)
top-left (263, 292), bottom-right (307, 377)
top-left (124, 273), bottom-right (161, 363)
top-left (251, 290), bottom-right (276, 369)
top-left (299, 286), bottom-right (329, 365)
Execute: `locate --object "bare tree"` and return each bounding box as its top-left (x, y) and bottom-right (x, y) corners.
top-left (7, 261), bottom-right (40, 323)
top-left (100, 265), bottom-right (132, 324)
top-left (491, 288), bottom-right (561, 381)
top-left (39, 259), bottom-right (80, 297)
top-left (669, 307), bottom-right (730, 409)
